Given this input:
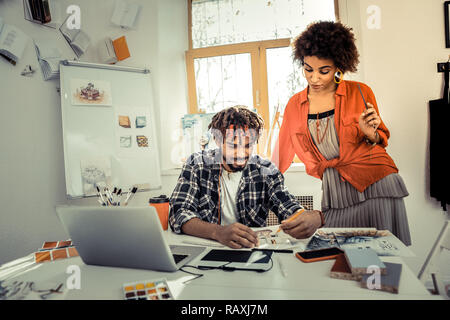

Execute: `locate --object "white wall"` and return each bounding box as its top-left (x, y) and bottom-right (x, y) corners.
top-left (0, 0), bottom-right (448, 280)
top-left (0, 0), bottom-right (188, 264)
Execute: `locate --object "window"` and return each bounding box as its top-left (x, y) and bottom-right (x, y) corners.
top-left (186, 0), bottom-right (338, 158)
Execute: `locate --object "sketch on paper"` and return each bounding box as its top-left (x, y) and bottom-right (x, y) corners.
top-left (136, 135), bottom-right (149, 147)
top-left (135, 116), bottom-right (147, 128)
top-left (181, 113), bottom-right (217, 161)
top-left (120, 136), bottom-right (132, 148)
top-left (71, 79), bottom-right (112, 106)
top-left (80, 157), bottom-right (112, 196)
top-left (118, 115), bottom-right (131, 128)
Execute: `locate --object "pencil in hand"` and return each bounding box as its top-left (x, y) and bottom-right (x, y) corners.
top-left (276, 208), bottom-right (305, 233)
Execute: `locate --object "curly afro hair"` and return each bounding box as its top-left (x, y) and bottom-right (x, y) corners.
top-left (208, 105), bottom-right (264, 143)
top-left (293, 21), bottom-right (359, 73)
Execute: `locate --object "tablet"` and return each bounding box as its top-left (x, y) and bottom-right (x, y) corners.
top-left (193, 249), bottom-right (273, 271)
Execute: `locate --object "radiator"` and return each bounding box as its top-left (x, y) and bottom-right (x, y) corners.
top-left (266, 195), bottom-right (314, 226)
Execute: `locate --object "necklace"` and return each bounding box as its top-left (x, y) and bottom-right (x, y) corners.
top-left (316, 112), bottom-right (330, 144)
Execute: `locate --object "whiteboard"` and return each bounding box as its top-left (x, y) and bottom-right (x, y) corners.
top-left (59, 60), bottom-right (161, 198)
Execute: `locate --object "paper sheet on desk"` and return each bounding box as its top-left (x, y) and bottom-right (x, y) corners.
top-left (305, 228), bottom-right (415, 257)
top-left (166, 225), bottom-right (311, 251)
top-left (167, 229), bottom-right (226, 248)
top-left (252, 225), bottom-right (310, 251)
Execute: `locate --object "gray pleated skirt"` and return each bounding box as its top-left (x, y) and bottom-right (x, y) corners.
top-left (308, 113), bottom-right (412, 245)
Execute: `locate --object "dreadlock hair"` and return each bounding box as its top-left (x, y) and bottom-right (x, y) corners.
top-left (208, 105), bottom-right (265, 144)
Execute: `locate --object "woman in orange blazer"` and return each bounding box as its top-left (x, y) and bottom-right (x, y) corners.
top-left (272, 21), bottom-right (411, 245)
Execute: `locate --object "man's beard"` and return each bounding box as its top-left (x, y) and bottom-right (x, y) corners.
top-left (222, 156), bottom-right (248, 172)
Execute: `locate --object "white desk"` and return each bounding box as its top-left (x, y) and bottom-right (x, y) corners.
top-left (0, 231), bottom-right (441, 300)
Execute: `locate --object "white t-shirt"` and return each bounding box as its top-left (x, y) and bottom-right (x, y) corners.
top-left (219, 169), bottom-right (243, 225)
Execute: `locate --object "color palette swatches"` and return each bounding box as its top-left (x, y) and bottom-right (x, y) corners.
top-left (34, 240), bottom-right (79, 263)
top-left (123, 279), bottom-right (173, 300)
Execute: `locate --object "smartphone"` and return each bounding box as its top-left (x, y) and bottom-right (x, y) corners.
top-left (295, 247), bottom-right (344, 263)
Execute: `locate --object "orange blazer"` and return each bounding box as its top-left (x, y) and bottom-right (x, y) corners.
top-left (272, 80), bottom-right (398, 193)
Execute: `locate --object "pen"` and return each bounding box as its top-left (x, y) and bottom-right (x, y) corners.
top-left (182, 240), bottom-right (225, 248)
top-left (357, 83), bottom-right (368, 110)
top-left (252, 248), bottom-right (293, 253)
top-left (96, 186), bottom-right (107, 206)
top-left (276, 208), bottom-right (305, 233)
top-left (116, 188), bottom-right (123, 206)
top-left (116, 188), bottom-right (122, 206)
top-left (123, 186), bottom-right (138, 206)
top-left (104, 188), bottom-right (113, 205)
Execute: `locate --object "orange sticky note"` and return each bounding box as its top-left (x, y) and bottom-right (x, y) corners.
top-left (67, 247), bottom-right (79, 257)
top-left (42, 241), bottom-right (58, 249)
top-left (112, 36), bottom-right (130, 61)
top-left (52, 248), bottom-right (68, 260)
top-left (35, 251), bottom-right (51, 263)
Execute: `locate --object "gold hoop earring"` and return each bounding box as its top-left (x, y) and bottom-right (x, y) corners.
top-left (334, 69), bottom-right (343, 84)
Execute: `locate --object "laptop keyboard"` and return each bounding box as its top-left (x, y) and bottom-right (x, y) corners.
top-left (173, 254), bottom-right (188, 264)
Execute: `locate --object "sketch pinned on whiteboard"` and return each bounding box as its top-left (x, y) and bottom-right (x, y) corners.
top-left (120, 135), bottom-right (132, 148)
top-left (136, 135), bottom-right (149, 147)
top-left (71, 79), bottom-right (112, 106)
top-left (80, 157), bottom-right (112, 196)
top-left (114, 106), bottom-right (152, 156)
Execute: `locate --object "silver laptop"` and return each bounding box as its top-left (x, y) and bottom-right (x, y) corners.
top-left (56, 206), bottom-right (205, 272)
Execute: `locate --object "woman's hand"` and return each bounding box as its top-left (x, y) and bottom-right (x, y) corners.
top-left (358, 102), bottom-right (381, 142)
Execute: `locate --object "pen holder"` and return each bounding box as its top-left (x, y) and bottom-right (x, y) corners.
top-left (149, 195), bottom-right (170, 231)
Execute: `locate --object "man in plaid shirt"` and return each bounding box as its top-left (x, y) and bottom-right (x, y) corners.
top-left (169, 106), bottom-right (324, 249)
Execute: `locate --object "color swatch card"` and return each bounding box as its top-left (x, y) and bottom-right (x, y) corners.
top-left (123, 278), bottom-right (174, 300)
top-left (34, 240), bottom-right (79, 263)
top-left (344, 247), bottom-right (387, 275)
top-left (330, 254), bottom-right (362, 281)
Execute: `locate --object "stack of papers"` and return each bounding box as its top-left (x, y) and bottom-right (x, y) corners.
top-left (0, 17), bottom-right (29, 65)
top-left (34, 39), bottom-right (63, 80)
top-left (111, 0), bottom-right (141, 29)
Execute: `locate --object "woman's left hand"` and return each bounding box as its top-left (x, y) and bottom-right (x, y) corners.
top-left (358, 102), bottom-right (381, 138)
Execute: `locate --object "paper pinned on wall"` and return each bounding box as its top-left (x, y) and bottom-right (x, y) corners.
top-left (0, 17), bottom-right (29, 65)
top-left (80, 157), bottom-right (112, 196)
top-left (181, 113), bottom-right (217, 162)
top-left (114, 106), bottom-right (152, 156)
top-left (70, 78), bottom-right (112, 106)
top-left (111, 0), bottom-right (141, 29)
top-left (59, 16), bottom-right (91, 58)
top-left (33, 39), bottom-right (63, 80)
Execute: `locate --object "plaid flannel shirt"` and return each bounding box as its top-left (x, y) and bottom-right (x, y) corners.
top-left (169, 149), bottom-right (303, 234)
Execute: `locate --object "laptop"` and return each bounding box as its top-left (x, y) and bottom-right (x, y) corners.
top-left (55, 206), bottom-right (205, 272)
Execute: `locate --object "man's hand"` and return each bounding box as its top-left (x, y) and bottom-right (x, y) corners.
top-left (214, 223), bottom-right (259, 249)
top-left (280, 210), bottom-right (322, 239)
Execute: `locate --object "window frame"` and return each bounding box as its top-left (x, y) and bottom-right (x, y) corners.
top-left (185, 0), bottom-right (340, 158)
